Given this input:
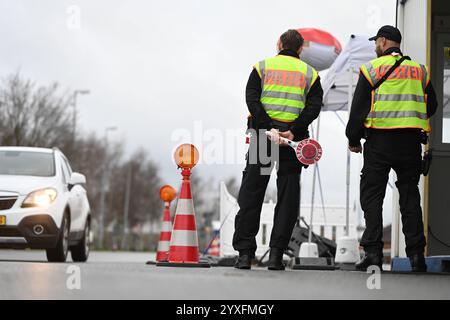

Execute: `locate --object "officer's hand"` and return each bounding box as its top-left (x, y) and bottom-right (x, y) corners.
top-left (268, 128), bottom-right (281, 144)
top-left (279, 130), bottom-right (294, 146)
top-left (348, 144), bottom-right (362, 153)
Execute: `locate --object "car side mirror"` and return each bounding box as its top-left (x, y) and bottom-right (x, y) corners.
top-left (69, 172), bottom-right (86, 186)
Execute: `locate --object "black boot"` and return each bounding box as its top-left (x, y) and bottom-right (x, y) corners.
top-left (355, 252), bottom-right (383, 271)
top-left (268, 248), bottom-right (285, 271)
top-left (409, 253), bottom-right (427, 272)
top-left (234, 254), bottom-right (252, 270)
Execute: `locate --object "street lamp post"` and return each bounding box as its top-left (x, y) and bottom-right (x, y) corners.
top-left (98, 126), bottom-right (117, 249)
top-left (72, 89), bottom-right (90, 142)
top-left (121, 163), bottom-right (132, 250)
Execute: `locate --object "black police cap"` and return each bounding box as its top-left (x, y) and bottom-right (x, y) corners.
top-left (369, 25), bottom-right (402, 43)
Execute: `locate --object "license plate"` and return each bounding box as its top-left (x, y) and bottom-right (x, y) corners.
top-left (0, 215), bottom-right (6, 225)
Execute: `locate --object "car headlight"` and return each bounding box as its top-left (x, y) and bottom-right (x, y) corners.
top-left (22, 188), bottom-right (58, 208)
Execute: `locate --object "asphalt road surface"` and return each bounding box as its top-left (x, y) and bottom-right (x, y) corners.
top-left (0, 250), bottom-right (449, 299)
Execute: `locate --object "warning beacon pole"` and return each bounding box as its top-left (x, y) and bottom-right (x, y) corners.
top-left (156, 185), bottom-right (177, 262)
top-left (147, 184), bottom-right (177, 265)
top-left (157, 143), bottom-right (210, 268)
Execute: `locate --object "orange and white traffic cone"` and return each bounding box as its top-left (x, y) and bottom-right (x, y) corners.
top-left (157, 168), bottom-right (209, 267)
top-left (206, 221), bottom-right (221, 257)
top-left (147, 185), bottom-right (176, 265)
top-left (156, 201), bottom-right (172, 262)
top-left (169, 168), bottom-right (199, 262)
top-left (207, 237), bottom-right (220, 257)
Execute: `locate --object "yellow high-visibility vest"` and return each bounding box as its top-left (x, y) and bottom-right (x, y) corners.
top-left (254, 55), bottom-right (318, 122)
top-left (360, 53), bottom-right (430, 132)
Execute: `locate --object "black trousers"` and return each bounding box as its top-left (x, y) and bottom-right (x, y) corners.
top-left (232, 132), bottom-right (302, 257)
top-left (360, 129), bottom-right (426, 257)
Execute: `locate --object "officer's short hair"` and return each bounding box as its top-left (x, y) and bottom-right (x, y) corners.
top-left (280, 29), bottom-right (304, 52)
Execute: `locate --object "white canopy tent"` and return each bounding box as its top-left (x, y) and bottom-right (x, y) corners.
top-left (322, 34), bottom-right (376, 112)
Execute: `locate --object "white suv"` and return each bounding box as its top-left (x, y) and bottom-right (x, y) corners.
top-left (0, 147), bottom-right (91, 262)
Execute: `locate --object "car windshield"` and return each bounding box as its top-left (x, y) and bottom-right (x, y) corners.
top-left (0, 151), bottom-right (55, 177)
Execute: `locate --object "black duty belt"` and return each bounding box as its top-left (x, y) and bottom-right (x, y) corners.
top-left (271, 120), bottom-right (293, 131)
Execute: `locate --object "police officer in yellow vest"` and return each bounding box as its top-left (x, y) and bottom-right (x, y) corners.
top-left (346, 26), bottom-right (438, 272)
top-left (233, 30), bottom-right (323, 270)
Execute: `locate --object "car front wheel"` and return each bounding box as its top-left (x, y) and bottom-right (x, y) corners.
top-left (70, 220), bottom-right (90, 262)
top-left (46, 214), bottom-right (69, 262)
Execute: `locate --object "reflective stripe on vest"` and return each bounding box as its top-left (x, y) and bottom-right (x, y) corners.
top-left (254, 55), bottom-right (318, 122)
top-left (368, 110), bottom-right (427, 119)
top-left (374, 93), bottom-right (425, 103)
top-left (360, 54), bottom-right (430, 132)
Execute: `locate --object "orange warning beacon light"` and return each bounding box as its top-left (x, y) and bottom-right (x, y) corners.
top-left (159, 185), bottom-right (177, 202)
top-left (173, 143), bottom-right (199, 169)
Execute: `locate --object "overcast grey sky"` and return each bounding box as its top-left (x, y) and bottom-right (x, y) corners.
top-left (0, 0), bottom-right (397, 224)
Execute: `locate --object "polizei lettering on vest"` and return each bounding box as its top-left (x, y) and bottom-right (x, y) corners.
top-left (375, 65), bottom-right (421, 81)
top-left (264, 69), bottom-right (306, 88)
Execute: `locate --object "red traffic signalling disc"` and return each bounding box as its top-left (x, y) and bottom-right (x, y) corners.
top-left (296, 139), bottom-right (323, 165)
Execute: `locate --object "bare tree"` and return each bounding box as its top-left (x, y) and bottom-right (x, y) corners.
top-left (0, 73), bottom-right (72, 148)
